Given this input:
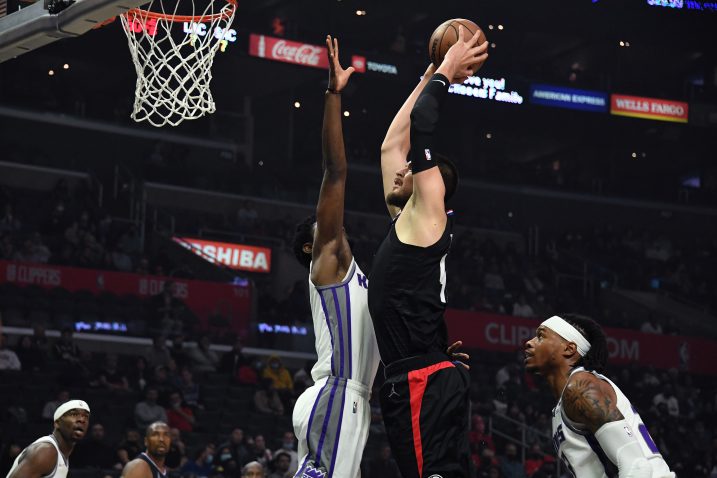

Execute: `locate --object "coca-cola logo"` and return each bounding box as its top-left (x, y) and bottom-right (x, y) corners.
top-left (271, 40), bottom-right (322, 66)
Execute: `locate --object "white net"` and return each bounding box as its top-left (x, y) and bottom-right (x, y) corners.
top-left (120, 0), bottom-right (236, 127)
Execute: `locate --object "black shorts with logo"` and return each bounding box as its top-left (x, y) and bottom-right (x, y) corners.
top-left (379, 353), bottom-right (471, 478)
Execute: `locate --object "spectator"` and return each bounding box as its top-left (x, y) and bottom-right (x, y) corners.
top-left (216, 445), bottom-right (239, 477)
top-left (93, 353), bottom-right (130, 391)
top-left (128, 356), bottom-right (150, 392)
top-left (254, 378), bottom-right (284, 416)
top-left (169, 334), bottom-right (188, 369)
top-left (220, 338), bottom-right (252, 376)
top-left (498, 443), bottom-right (526, 478)
top-left (146, 335), bottom-right (172, 368)
top-left (151, 282), bottom-right (184, 336)
top-left (523, 443), bottom-right (548, 477)
top-left (268, 452), bottom-right (291, 478)
top-left (187, 335), bottom-right (220, 373)
top-left (0, 234), bottom-right (15, 260)
top-left (641, 315), bottom-right (664, 334)
top-left (180, 444), bottom-right (216, 478)
top-left (292, 361), bottom-right (314, 394)
top-left (363, 443), bottom-right (401, 477)
top-left (150, 365), bottom-right (174, 400)
top-left (176, 367), bottom-right (201, 409)
top-left (116, 429), bottom-right (143, 468)
top-left (0, 334), bottom-right (21, 370)
top-left (249, 435), bottom-right (272, 468)
top-left (241, 461), bottom-right (266, 478)
top-left (134, 387), bottom-right (168, 429)
top-left (166, 427), bottom-right (187, 470)
top-left (272, 431), bottom-right (298, 475)
top-left (15, 335), bottom-right (44, 371)
top-left (261, 355), bottom-right (293, 406)
top-left (469, 414), bottom-right (495, 454)
top-left (41, 389), bottom-right (70, 420)
top-left (653, 384), bottom-right (680, 417)
top-left (53, 328), bottom-right (82, 364)
top-left (13, 233), bottom-right (51, 263)
top-left (0, 204), bottom-right (21, 232)
top-left (512, 294), bottom-right (535, 318)
top-left (30, 323), bottom-right (51, 358)
top-left (72, 423), bottom-right (116, 469)
top-left (165, 391), bottom-right (195, 432)
top-left (219, 428), bottom-right (251, 470)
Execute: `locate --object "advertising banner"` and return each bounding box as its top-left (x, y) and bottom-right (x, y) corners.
top-left (248, 33), bottom-right (328, 69)
top-left (174, 237), bottom-right (271, 273)
top-left (530, 84), bottom-right (608, 113)
top-left (446, 310), bottom-right (717, 375)
top-left (0, 260), bottom-right (252, 332)
top-left (610, 94), bottom-right (689, 123)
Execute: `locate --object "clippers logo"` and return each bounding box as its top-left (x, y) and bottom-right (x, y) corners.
top-left (424, 149), bottom-right (432, 161)
top-left (301, 465), bottom-right (327, 478)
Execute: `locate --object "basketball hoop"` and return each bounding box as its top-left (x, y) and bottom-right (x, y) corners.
top-left (119, 0), bottom-right (237, 127)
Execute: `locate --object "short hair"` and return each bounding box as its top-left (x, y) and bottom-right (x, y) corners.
top-left (561, 313), bottom-right (608, 373)
top-left (435, 154), bottom-right (459, 201)
top-left (292, 215), bottom-right (316, 269)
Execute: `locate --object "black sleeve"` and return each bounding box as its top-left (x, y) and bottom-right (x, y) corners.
top-left (408, 73), bottom-right (450, 174)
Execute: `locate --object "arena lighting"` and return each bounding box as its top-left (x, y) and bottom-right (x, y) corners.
top-left (632, 152), bottom-right (638, 158)
top-left (486, 133), bottom-right (493, 139)
top-left (491, 43), bottom-right (496, 48)
top-left (48, 69), bottom-right (54, 76)
top-left (498, 24), bottom-right (504, 30)
top-left (63, 63), bottom-right (69, 70)
top-left (294, 101), bottom-right (301, 108)
top-left (355, 9), bottom-right (366, 16)
top-left (488, 24), bottom-right (494, 30)
top-left (343, 110), bottom-right (350, 117)
top-left (620, 41), bottom-right (625, 46)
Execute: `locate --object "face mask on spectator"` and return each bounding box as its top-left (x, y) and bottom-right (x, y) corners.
top-left (220, 453), bottom-right (232, 461)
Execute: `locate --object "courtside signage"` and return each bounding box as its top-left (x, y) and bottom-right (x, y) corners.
top-left (530, 84), bottom-right (608, 113)
top-left (448, 75), bottom-right (524, 105)
top-left (248, 33), bottom-right (329, 69)
top-left (610, 94), bottom-right (688, 123)
top-left (174, 237), bottom-right (271, 273)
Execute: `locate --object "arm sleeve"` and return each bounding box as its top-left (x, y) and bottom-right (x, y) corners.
top-left (408, 73), bottom-right (450, 174)
top-left (594, 420), bottom-right (652, 478)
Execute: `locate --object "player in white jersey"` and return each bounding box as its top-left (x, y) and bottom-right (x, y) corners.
top-left (7, 399), bottom-right (90, 478)
top-left (524, 314), bottom-right (675, 478)
top-left (290, 35), bottom-right (380, 478)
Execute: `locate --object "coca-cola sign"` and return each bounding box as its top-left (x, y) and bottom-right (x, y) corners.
top-left (249, 33), bottom-right (329, 69)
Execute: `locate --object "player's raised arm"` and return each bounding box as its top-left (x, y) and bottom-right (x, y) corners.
top-left (311, 35), bottom-right (355, 286)
top-left (563, 373), bottom-right (653, 478)
top-left (408, 26), bottom-right (487, 222)
top-left (380, 64), bottom-right (436, 219)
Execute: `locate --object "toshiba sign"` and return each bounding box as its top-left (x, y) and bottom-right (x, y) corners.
top-left (174, 237), bottom-right (271, 273)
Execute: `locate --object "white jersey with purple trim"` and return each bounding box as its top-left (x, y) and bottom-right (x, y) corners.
top-left (7, 435), bottom-right (69, 478)
top-left (292, 258), bottom-right (380, 478)
top-left (552, 367), bottom-right (674, 478)
top-left (307, 258), bottom-right (380, 387)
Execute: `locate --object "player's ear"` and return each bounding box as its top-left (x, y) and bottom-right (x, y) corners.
top-left (563, 341), bottom-right (579, 360)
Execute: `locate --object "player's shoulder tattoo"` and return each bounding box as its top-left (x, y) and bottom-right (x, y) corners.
top-left (563, 372), bottom-right (624, 433)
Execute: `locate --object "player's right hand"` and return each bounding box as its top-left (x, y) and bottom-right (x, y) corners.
top-left (326, 35), bottom-right (355, 93)
top-left (442, 25), bottom-right (488, 84)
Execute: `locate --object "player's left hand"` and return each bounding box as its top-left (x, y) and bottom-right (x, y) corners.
top-left (326, 35), bottom-right (355, 93)
top-left (447, 340), bottom-right (470, 370)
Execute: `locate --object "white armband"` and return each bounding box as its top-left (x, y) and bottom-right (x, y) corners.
top-left (594, 420), bottom-right (651, 478)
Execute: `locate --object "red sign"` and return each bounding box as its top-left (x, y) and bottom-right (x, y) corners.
top-left (610, 94), bottom-right (688, 123)
top-left (0, 260), bottom-right (252, 334)
top-left (446, 310), bottom-right (717, 375)
top-left (248, 33), bottom-right (328, 69)
top-left (174, 237), bottom-right (271, 273)
top-left (351, 55), bottom-right (366, 73)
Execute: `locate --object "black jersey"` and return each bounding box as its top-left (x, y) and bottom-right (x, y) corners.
top-left (368, 213), bottom-right (453, 365)
top-left (139, 453), bottom-right (167, 478)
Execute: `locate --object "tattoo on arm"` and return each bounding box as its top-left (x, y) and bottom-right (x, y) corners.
top-left (563, 376), bottom-right (624, 433)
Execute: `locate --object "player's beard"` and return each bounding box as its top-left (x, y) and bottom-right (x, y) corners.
top-left (386, 189), bottom-right (410, 209)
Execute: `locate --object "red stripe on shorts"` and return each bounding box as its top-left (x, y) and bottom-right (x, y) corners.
top-left (408, 361), bottom-right (455, 477)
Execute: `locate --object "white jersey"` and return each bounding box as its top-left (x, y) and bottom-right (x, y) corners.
top-left (552, 367), bottom-right (674, 478)
top-left (7, 435), bottom-right (69, 478)
top-left (308, 258), bottom-right (380, 387)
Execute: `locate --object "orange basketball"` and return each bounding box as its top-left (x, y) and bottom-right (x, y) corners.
top-left (428, 18), bottom-right (487, 73)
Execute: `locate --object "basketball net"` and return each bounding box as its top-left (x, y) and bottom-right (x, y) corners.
top-left (120, 0), bottom-right (237, 127)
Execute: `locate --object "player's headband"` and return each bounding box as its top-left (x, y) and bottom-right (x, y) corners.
top-left (541, 316), bottom-right (591, 356)
top-left (53, 400), bottom-right (90, 421)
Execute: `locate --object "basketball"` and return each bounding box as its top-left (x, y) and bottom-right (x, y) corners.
top-left (428, 18), bottom-right (487, 73)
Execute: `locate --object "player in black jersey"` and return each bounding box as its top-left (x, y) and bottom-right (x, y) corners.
top-left (368, 26), bottom-right (488, 478)
top-left (121, 422), bottom-right (170, 478)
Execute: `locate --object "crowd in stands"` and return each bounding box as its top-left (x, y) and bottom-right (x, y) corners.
top-left (2, 328), bottom-right (717, 477)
